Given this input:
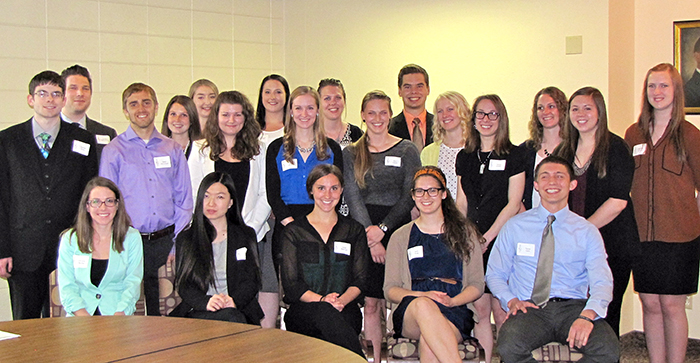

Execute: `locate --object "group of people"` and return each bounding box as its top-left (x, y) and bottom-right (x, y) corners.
top-left (0, 60), bottom-right (698, 363)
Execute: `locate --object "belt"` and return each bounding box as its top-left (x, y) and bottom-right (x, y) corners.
top-left (412, 277), bottom-right (459, 285)
top-left (141, 225), bottom-right (175, 241)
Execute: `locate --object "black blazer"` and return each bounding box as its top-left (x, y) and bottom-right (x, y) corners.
top-left (0, 120), bottom-right (98, 272)
top-left (174, 223), bottom-right (264, 324)
top-left (85, 117), bottom-right (118, 164)
top-left (388, 111), bottom-right (434, 146)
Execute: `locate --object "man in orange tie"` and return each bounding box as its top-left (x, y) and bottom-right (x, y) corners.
top-left (388, 64), bottom-right (433, 151)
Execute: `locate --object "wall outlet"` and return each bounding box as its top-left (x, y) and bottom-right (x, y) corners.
top-left (686, 296), bottom-right (693, 310)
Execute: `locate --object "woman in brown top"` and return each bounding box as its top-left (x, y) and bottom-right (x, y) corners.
top-left (625, 63), bottom-right (700, 363)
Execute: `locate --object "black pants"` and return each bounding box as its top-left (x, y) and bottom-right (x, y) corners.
top-left (285, 301), bottom-right (365, 358)
top-left (605, 255), bottom-right (632, 337)
top-left (142, 233), bottom-right (174, 316)
top-left (187, 307), bottom-right (247, 323)
top-left (498, 299), bottom-right (619, 363)
top-left (8, 251), bottom-right (54, 319)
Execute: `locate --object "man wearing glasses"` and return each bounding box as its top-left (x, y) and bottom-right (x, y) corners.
top-left (0, 70), bottom-right (98, 319)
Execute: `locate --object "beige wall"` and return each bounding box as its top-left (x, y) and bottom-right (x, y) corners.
top-left (0, 0), bottom-right (284, 133)
top-left (283, 0), bottom-right (610, 144)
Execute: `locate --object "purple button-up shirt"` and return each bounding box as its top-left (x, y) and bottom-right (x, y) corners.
top-left (99, 126), bottom-right (192, 236)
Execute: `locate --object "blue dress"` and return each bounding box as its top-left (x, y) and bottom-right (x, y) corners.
top-left (392, 225), bottom-right (475, 339)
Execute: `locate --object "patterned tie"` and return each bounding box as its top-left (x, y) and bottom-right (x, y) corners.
top-left (39, 132), bottom-right (51, 159)
top-left (412, 117), bottom-right (424, 152)
top-left (531, 214), bottom-right (556, 306)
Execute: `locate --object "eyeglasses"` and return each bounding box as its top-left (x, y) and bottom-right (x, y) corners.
top-left (34, 90), bottom-right (64, 99)
top-left (87, 198), bottom-right (118, 208)
top-left (412, 187), bottom-right (444, 197)
top-left (474, 111), bottom-right (500, 120)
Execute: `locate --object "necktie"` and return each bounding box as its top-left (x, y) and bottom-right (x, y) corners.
top-left (531, 214), bottom-right (556, 306)
top-left (39, 132), bottom-right (51, 159)
top-left (412, 117), bottom-right (424, 152)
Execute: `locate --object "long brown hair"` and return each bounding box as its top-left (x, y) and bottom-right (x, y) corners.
top-left (160, 95), bottom-right (201, 140)
top-left (412, 166), bottom-right (482, 261)
top-left (282, 86), bottom-right (329, 162)
top-left (353, 90), bottom-right (393, 189)
top-left (202, 91), bottom-right (261, 162)
top-left (465, 94), bottom-right (513, 155)
top-left (62, 177), bottom-right (132, 254)
top-left (431, 91), bottom-right (470, 145)
top-left (637, 63), bottom-right (688, 163)
top-left (554, 87), bottom-right (611, 179)
top-left (527, 86), bottom-right (567, 149)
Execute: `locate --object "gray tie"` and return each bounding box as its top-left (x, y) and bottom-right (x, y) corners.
top-left (531, 214), bottom-right (556, 306)
top-left (412, 117), bottom-right (424, 152)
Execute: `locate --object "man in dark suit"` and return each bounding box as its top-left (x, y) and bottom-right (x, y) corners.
top-left (685, 37), bottom-right (700, 108)
top-left (60, 65), bottom-right (118, 163)
top-left (0, 71), bottom-right (98, 319)
top-left (388, 63), bottom-right (433, 151)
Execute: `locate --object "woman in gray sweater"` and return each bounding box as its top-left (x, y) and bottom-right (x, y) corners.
top-left (342, 90), bottom-right (421, 359)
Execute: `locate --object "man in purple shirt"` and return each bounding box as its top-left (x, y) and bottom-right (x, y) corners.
top-left (100, 83), bottom-right (192, 315)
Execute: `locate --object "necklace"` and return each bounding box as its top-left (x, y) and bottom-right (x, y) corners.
top-left (477, 149), bottom-right (493, 174)
top-left (543, 148), bottom-right (551, 157)
top-left (297, 141), bottom-right (316, 153)
top-left (573, 155), bottom-right (591, 176)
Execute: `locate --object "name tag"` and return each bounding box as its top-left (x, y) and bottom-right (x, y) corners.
top-left (154, 156), bottom-right (171, 169)
top-left (407, 245), bottom-right (423, 260)
top-left (72, 140), bottom-right (90, 156)
top-left (334, 241), bottom-right (351, 256)
top-left (517, 243), bottom-right (536, 257)
top-left (73, 255), bottom-right (90, 268)
top-left (236, 247), bottom-right (247, 261)
top-left (632, 143), bottom-right (647, 156)
top-left (281, 159), bottom-right (298, 171)
top-left (95, 134), bottom-right (111, 145)
top-left (385, 156), bottom-right (402, 167)
top-left (489, 159), bottom-right (506, 171)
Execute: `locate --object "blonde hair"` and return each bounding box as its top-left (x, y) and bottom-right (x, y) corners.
top-left (432, 91), bottom-right (470, 145)
top-left (282, 86), bottom-right (330, 162)
top-left (352, 90), bottom-right (392, 189)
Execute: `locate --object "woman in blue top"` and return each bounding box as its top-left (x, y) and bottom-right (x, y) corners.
top-left (266, 86), bottom-right (343, 275)
top-left (57, 177), bottom-right (143, 316)
top-left (385, 166), bottom-right (484, 362)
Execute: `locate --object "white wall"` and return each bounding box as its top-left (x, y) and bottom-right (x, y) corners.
top-left (283, 0), bottom-right (610, 144)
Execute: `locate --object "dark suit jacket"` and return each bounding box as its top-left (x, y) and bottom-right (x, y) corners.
top-left (388, 111), bottom-right (434, 146)
top-left (685, 70), bottom-right (700, 108)
top-left (174, 223), bottom-right (264, 324)
top-left (0, 120), bottom-right (98, 272)
top-left (85, 117), bottom-right (118, 164)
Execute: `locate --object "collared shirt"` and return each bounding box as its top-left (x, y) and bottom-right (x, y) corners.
top-left (404, 109), bottom-right (427, 144)
top-left (486, 204), bottom-right (612, 319)
top-left (275, 144), bottom-right (335, 206)
top-left (32, 117), bottom-right (60, 150)
top-left (60, 112), bottom-right (87, 129)
top-left (99, 126), bottom-right (193, 235)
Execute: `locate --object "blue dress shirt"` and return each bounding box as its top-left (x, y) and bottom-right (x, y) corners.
top-left (485, 204), bottom-right (613, 319)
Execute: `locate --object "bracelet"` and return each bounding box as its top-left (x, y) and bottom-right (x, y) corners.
top-left (577, 315), bottom-right (594, 324)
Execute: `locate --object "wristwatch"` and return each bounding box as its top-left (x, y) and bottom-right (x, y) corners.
top-left (377, 223), bottom-right (388, 232)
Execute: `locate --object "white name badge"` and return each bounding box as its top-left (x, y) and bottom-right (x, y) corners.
top-left (154, 156), bottom-right (171, 169)
top-left (95, 134), bottom-right (111, 145)
top-left (632, 143), bottom-right (647, 157)
top-left (73, 255), bottom-right (90, 268)
top-left (385, 156), bottom-right (402, 167)
top-left (517, 243), bottom-right (536, 257)
top-left (489, 159), bottom-right (506, 171)
top-left (72, 140), bottom-right (90, 156)
top-left (281, 159), bottom-right (298, 171)
top-left (334, 241), bottom-right (351, 256)
top-left (236, 247), bottom-right (247, 261)
top-left (407, 245), bottom-right (424, 260)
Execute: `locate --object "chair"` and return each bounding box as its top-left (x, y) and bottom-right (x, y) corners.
top-left (363, 334), bottom-right (486, 362)
top-left (531, 342), bottom-right (582, 362)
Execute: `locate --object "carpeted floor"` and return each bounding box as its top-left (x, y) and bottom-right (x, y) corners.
top-left (620, 330), bottom-right (700, 363)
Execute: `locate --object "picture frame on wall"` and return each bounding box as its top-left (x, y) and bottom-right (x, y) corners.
top-left (674, 20), bottom-right (700, 114)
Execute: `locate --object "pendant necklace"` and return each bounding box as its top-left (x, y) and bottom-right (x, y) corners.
top-left (477, 149), bottom-right (493, 174)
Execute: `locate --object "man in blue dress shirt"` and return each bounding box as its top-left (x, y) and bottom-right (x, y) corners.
top-left (486, 156), bottom-right (618, 362)
top-left (100, 83), bottom-right (192, 315)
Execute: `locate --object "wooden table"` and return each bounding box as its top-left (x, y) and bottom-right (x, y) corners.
top-left (0, 316), bottom-right (366, 362)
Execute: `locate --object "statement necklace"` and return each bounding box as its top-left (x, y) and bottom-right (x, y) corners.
top-left (477, 149), bottom-right (493, 174)
top-left (297, 141), bottom-right (316, 153)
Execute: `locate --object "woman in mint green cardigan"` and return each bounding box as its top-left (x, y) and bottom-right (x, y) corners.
top-left (57, 177), bottom-right (143, 316)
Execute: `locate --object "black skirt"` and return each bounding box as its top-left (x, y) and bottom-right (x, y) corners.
top-left (633, 235), bottom-right (700, 295)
